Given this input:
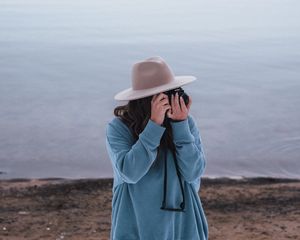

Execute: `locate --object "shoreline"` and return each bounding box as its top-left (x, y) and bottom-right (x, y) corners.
top-left (1, 176), bottom-right (299, 191)
top-left (1, 177), bottom-right (300, 239)
top-left (1, 175), bottom-right (299, 184)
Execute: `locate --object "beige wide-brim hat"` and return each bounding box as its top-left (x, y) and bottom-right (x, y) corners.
top-left (114, 56), bottom-right (197, 101)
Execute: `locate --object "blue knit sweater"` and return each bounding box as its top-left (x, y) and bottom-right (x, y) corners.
top-left (105, 114), bottom-right (208, 240)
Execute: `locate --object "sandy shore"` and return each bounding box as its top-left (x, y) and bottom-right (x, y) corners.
top-left (0, 177), bottom-right (300, 240)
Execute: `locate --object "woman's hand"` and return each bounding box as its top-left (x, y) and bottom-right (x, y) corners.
top-left (150, 93), bottom-right (171, 125)
top-left (167, 92), bottom-right (192, 121)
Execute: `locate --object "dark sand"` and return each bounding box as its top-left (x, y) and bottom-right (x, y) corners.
top-left (1, 177), bottom-right (300, 240)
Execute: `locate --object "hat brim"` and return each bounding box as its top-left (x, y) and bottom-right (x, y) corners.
top-left (114, 75), bottom-right (197, 101)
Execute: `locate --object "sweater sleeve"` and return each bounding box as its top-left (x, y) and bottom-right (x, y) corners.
top-left (170, 114), bottom-right (207, 183)
top-left (105, 118), bottom-right (166, 184)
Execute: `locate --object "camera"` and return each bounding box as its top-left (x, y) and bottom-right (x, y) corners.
top-left (162, 87), bottom-right (189, 123)
top-left (163, 87), bottom-right (189, 106)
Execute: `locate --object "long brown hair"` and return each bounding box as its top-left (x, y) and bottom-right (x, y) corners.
top-left (113, 95), bottom-right (176, 162)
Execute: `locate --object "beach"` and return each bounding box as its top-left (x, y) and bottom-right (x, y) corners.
top-left (1, 177), bottom-right (300, 240)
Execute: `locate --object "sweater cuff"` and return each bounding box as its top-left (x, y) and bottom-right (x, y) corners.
top-left (170, 118), bottom-right (194, 142)
top-left (140, 119), bottom-right (166, 145)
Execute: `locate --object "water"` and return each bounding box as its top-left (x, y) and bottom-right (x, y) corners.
top-left (0, 0), bottom-right (300, 179)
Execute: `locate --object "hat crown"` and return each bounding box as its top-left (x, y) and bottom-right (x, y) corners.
top-left (132, 56), bottom-right (175, 90)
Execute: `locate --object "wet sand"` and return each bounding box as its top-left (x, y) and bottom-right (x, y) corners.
top-left (0, 177), bottom-right (300, 240)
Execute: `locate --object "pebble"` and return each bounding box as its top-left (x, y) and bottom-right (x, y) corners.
top-left (18, 211), bottom-right (29, 215)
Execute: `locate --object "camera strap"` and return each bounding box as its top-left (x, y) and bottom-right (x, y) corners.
top-left (160, 147), bottom-right (185, 212)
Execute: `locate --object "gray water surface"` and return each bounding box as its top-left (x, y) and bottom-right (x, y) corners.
top-left (1, 0), bottom-right (300, 179)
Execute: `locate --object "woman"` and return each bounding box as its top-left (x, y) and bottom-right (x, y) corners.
top-left (105, 56), bottom-right (208, 240)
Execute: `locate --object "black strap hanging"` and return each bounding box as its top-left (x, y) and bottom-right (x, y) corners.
top-left (160, 147), bottom-right (185, 212)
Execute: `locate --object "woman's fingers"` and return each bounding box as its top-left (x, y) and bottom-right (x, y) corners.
top-left (180, 96), bottom-right (187, 112)
top-left (171, 93), bottom-right (175, 110)
top-left (186, 95), bottom-right (192, 110)
top-left (153, 92), bottom-right (167, 104)
top-left (166, 108), bottom-right (173, 118)
top-left (151, 93), bottom-right (160, 103)
top-left (164, 104), bottom-right (172, 111)
top-left (152, 92), bottom-right (192, 121)
top-left (151, 93), bottom-right (161, 103)
top-left (151, 92), bottom-right (170, 115)
top-left (151, 94), bottom-right (157, 103)
top-left (174, 92), bottom-right (180, 111)
top-left (161, 98), bottom-right (169, 106)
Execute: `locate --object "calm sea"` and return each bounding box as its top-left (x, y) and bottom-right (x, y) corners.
top-left (1, 0), bottom-right (299, 179)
